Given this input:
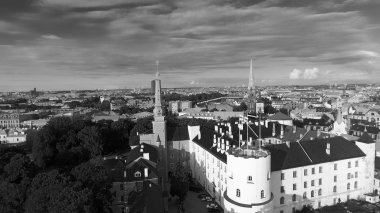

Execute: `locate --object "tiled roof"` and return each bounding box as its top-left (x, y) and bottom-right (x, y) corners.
top-left (268, 112), bottom-right (292, 120)
top-left (125, 158), bottom-right (158, 182)
top-left (357, 132), bottom-right (374, 144)
top-left (266, 136), bottom-right (365, 171)
top-left (350, 124), bottom-right (380, 135)
top-left (125, 143), bottom-right (158, 165)
top-left (167, 127), bottom-right (189, 141)
top-left (350, 119), bottom-right (376, 127)
top-left (303, 118), bottom-right (332, 127)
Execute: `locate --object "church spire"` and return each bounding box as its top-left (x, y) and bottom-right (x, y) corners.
top-left (246, 58), bottom-right (256, 114)
top-left (153, 60), bottom-right (163, 119)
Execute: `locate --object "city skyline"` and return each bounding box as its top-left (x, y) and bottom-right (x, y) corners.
top-left (0, 0), bottom-right (380, 91)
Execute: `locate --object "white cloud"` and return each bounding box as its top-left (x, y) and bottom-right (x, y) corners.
top-left (289, 67), bottom-right (320, 79)
top-left (41, 34), bottom-right (62, 40)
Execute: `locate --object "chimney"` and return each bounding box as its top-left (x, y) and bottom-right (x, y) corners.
top-left (221, 143), bottom-right (226, 154)
top-left (300, 133), bottom-right (303, 139)
top-left (213, 135), bottom-right (217, 147)
top-left (293, 126), bottom-right (296, 133)
top-left (272, 123), bottom-right (276, 137)
top-left (326, 143), bottom-right (331, 155)
top-left (219, 128), bottom-right (223, 134)
top-left (249, 137), bottom-right (253, 146)
top-left (137, 132), bottom-right (139, 136)
top-left (265, 121), bottom-right (268, 128)
top-left (214, 125), bottom-right (218, 133)
top-left (217, 140), bottom-right (221, 152)
top-left (317, 129), bottom-right (321, 137)
top-left (124, 171), bottom-right (127, 178)
top-left (286, 141), bottom-right (290, 148)
top-left (144, 168), bottom-right (148, 178)
top-left (310, 137), bottom-right (314, 140)
top-left (306, 126), bottom-right (311, 131)
top-left (280, 125), bottom-right (284, 139)
top-left (143, 153), bottom-right (150, 160)
top-left (226, 141), bottom-right (230, 150)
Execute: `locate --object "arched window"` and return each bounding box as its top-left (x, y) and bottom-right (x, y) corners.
top-left (354, 181), bottom-right (358, 189)
top-left (303, 192), bottom-right (307, 199)
top-left (280, 197), bottom-right (284, 204)
top-left (318, 189), bottom-right (322, 196)
top-left (292, 194), bottom-right (296, 201)
top-left (347, 183), bottom-right (350, 190)
top-left (261, 190), bottom-right (265, 198)
top-left (311, 190), bottom-right (314, 198)
top-left (333, 186), bottom-right (337, 193)
top-left (236, 189), bottom-right (240, 197)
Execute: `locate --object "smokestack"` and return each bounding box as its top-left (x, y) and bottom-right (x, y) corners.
top-left (272, 123), bottom-right (276, 137)
top-left (326, 143), bottom-right (331, 155)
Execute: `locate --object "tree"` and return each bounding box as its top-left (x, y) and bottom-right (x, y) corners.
top-left (295, 205), bottom-right (314, 213)
top-left (170, 162), bottom-right (190, 202)
top-left (77, 126), bottom-right (103, 158)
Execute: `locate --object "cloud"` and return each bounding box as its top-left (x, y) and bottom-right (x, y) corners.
top-left (41, 34), bottom-right (61, 40)
top-left (289, 68), bottom-right (320, 80)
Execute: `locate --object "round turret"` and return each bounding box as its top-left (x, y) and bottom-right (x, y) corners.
top-left (224, 142), bottom-right (273, 213)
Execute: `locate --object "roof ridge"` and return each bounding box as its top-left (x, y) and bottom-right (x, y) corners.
top-left (297, 130), bottom-right (313, 163)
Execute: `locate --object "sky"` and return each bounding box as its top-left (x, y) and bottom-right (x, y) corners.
top-left (0, 0), bottom-right (379, 91)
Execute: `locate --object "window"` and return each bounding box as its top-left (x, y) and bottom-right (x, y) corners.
top-left (280, 197), bottom-right (284, 204)
top-left (319, 166), bottom-right (322, 173)
top-left (333, 185), bottom-right (337, 192)
top-left (355, 172), bottom-right (358, 178)
top-left (319, 178), bottom-right (322, 185)
top-left (261, 190), bottom-right (265, 198)
top-left (355, 161), bottom-right (358, 167)
top-left (304, 169), bottom-right (308, 176)
top-left (347, 173), bottom-right (350, 179)
top-left (334, 163), bottom-right (337, 170)
top-left (120, 183), bottom-right (124, 191)
top-left (318, 189), bottom-right (322, 196)
top-left (334, 175), bottom-right (337, 182)
top-left (120, 195), bottom-right (124, 202)
top-left (248, 176), bottom-right (252, 182)
top-left (347, 183), bottom-right (350, 190)
top-left (304, 181), bottom-right (307, 188)
top-left (281, 173), bottom-right (285, 180)
top-left (293, 184), bottom-right (297, 190)
top-left (292, 207), bottom-right (296, 213)
top-left (303, 192), bottom-right (307, 199)
top-left (292, 194), bottom-right (296, 201)
top-left (281, 186), bottom-right (285, 193)
top-left (134, 172), bottom-right (141, 177)
top-left (312, 168), bottom-right (315, 174)
top-left (293, 171), bottom-right (297, 178)
top-left (311, 180), bottom-right (314, 187)
top-left (236, 189), bottom-right (240, 197)
top-left (348, 162), bottom-right (351, 168)
top-left (354, 181), bottom-right (358, 189)
top-left (311, 190), bottom-right (314, 198)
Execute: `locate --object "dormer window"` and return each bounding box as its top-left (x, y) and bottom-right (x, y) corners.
top-left (248, 176), bottom-right (252, 182)
top-left (134, 171), bottom-right (141, 178)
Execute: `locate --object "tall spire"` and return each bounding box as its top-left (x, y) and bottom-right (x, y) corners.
top-left (153, 61), bottom-right (163, 119)
top-left (248, 58), bottom-right (254, 91)
top-left (246, 58), bottom-right (256, 114)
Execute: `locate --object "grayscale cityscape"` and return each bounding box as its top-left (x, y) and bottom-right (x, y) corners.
top-left (1, 0), bottom-right (380, 213)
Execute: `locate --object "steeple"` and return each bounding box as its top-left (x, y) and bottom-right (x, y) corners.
top-left (153, 60), bottom-right (163, 120)
top-left (246, 59), bottom-right (256, 114)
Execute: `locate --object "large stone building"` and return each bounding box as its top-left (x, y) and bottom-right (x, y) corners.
top-left (138, 64), bottom-right (376, 213)
top-left (0, 113), bottom-right (20, 128)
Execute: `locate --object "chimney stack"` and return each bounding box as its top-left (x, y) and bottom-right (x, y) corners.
top-left (215, 125), bottom-right (218, 133)
top-left (293, 126), bottom-right (296, 133)
top-left (227, 123), bottom-right (232, 135)
top-left (265, 121), bottom-right (268, 128)
top-left (226, 140), bottom-right (230, 150)
top-left (272, 123), bottom-right (276, 137)
top-left (317, 129), bottom-right (321, 137)
top-left (213, 135), bottom-right (217, 147)
top-left (217, 140), bottom-right (221, 152)
top-left (286, 141), bottom-right (290, 148)
top-left (326, 143), bottom-right (331, 155)
top-left (280, 125), bottom-right (284, 139)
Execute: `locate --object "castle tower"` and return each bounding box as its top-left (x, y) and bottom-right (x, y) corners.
top-left (151, 61), bottom-right (169, 212)
top-left (246, 59), bottom-right (257, 114)
top-left (224, 141), bottom-right (273, 213)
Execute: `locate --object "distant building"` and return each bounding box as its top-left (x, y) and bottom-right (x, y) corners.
top-left (0, 113), bottom-right (20, 128)
top-left (169, 101), bottom-right (192, 115)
